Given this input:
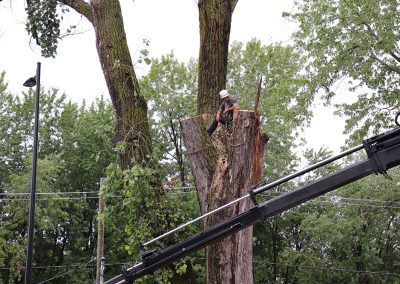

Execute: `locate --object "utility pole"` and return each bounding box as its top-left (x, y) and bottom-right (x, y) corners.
top-left (96, 178), bottom-right (105, 283)
top-left (100, 257), bottom-right (105, 284)
top-left (23, 62), bottom-right (41, 284)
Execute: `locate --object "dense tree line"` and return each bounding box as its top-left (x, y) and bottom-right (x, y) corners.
top-left (0, 72), bottom-right (116, 283)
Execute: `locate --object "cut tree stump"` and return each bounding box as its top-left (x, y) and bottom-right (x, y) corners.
top-left (180, 110), bottom-right (267, 284)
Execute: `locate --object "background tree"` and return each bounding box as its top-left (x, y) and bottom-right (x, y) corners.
top-left (276, 2), bottom-right (400, 279)
top-left (227, 39), bottom-right (313, 179)
top-left (285, 0), bottom-right (400, 142)
top-left (225, 39), bottom-right (315, 283)
top-left (250, 146), bottom-right (400, 283)
top-left (140, 54), bottom-right (197, 186)
top-left (0, 76), bottom-right (116, 283)
top-left (282, 168), bottom-right (400, 283)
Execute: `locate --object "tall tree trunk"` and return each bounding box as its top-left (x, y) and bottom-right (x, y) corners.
top-left (197, 0), bottom-right (238, 115)
top-left (91, 0), bottom-right (152, 168)
top-left (197, 1), bottom-right (259, 282)
top-left (180, 111), bottom-right (267, 283)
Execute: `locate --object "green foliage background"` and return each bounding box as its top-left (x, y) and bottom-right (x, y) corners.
top-left (2, 6), bottom-right (400, 280)
top-left (285, 0), bottom-right (400, 143)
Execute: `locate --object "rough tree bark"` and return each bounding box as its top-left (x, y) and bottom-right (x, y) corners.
top-left (197, 0), bottom-right (238, 115)
top-left (180, 111), bottom-right (267, 283)
top-left (59, 0), bottom-right (152, 168)
top-left (91, 0), bottom-right (152, 168)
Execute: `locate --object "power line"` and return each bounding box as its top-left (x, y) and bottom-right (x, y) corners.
top-left (258, 192), bottom-right (400, 205)
top-left (0, 196), bottom-right (103, 201)
top-left (36, 259), bottom-right (96, 284)
top-left (2, 188), bottom-right (398, 205)
top-left (1, 185), bottom-right (399, 211)
top-left (0, 186), bottom-right (197, 196)
top-left (0, 191), bottom-right (100, 196)
top-left (36, 268), bottom-right (88, 284)
top-left (0, 262), bottom-right (136, 271)
top-left (2, 195), bottom-right (400, 210)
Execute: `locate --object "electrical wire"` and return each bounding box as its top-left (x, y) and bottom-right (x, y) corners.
top-left (0, 191), bottom-right (100, 196)
top-left (0, 196), bottom-right (103, 201)
top-left (0, 262), bottom-right (132, 271)
top-left (2, 186), bottom-right (398, 204)
top-left (0, 185), bottom-right (196, 196)
top-left (36, 259), bottom-right (96, 284)
top-left (2, 194), bottom-right (400, 209)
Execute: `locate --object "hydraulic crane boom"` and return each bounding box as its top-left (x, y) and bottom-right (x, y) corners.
top-left (105, 126), bottom-right (400, 284)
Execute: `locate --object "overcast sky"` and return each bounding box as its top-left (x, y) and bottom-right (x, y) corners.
top-left (1, 0), bottom-right (295, 99)
top-left (0, 0), bottom-right (347, 152)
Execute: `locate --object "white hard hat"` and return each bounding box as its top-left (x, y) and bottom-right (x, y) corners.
top-left (219, 89), bottom-right (229, 99)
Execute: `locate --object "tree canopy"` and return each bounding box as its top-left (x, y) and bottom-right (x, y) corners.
top-left (285, 0), bottom-right (400, 142)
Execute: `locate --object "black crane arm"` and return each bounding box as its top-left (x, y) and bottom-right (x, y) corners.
top-left (105, 127), bottom-right (400, 284)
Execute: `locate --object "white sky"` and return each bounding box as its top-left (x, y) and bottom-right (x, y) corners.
top-left (0, 0), bottom-right (347, 152)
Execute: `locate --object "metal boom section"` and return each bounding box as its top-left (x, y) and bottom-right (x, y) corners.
top-left (105, 127), bottom-right (400, 284)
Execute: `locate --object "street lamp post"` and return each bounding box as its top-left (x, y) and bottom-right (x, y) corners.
top-left (23, 62), bottom-right (41, 284)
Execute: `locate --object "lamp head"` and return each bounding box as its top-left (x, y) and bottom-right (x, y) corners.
top-left (23, 76), bottom-right (36, 87)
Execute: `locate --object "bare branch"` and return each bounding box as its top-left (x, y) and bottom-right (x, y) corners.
top-left (59, 0), bottom-right (94, 24)
top-left (363, 22), bottom-right (379, 41)
top-left (368, 47), bottom-right (400, 74)
top-left (362, 22), bottom-right (400, 63)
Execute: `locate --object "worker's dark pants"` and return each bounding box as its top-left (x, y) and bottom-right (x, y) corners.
top-left (207, 116), bottom-right (232, 136)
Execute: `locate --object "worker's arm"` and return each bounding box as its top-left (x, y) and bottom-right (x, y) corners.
top-left (216, 108), bottom-right (223, 121)
top-left (222, 102), bottom-right (239, 114)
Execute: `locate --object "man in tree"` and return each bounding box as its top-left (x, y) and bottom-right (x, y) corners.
top-left (207, 89), bottom-right (239, 136)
